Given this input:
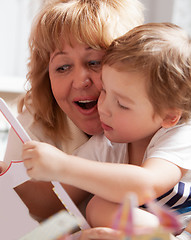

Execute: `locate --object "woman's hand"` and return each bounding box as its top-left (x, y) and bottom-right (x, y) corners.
top-left (78, 224), bottom-right (191, 240)
top-left (79, 227), bottom-right (122, 240)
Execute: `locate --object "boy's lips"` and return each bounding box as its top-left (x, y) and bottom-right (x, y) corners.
top-left (101, 122), bottom-right (113, 131)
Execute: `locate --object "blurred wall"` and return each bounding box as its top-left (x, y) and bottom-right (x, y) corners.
top-left (0, 0), bottom-right (43, 92)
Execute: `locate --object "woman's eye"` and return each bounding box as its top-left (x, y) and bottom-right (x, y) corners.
top-left (88, 60), bottom-right (101, 69)
top-left (56, 64), bottom-right (71, 72)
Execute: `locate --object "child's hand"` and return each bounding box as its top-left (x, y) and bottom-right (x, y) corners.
top-left (22, 141), bottom-right (68, 182)
top-left (0, 161), bottom-right (8, 175)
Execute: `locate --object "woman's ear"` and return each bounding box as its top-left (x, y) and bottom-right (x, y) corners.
top-left (161, 109), bottom-right (182, 128)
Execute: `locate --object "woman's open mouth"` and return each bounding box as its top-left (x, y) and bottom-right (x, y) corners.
top-left (75, 100), bottom-right (98, 109)
top-left (74, 99), bottom-right (98, 115)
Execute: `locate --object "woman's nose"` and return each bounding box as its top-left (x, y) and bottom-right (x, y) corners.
top-left (72, 67), bottom-right (92, 89)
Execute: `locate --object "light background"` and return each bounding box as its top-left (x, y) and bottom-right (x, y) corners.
top-left (0, 0), bottom-right (191, 160)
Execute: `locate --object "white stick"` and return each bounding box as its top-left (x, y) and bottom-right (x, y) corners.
top-left (52, 181), bottom-right (90, 229)
top-left (0, 98), bottom-right (30, 143)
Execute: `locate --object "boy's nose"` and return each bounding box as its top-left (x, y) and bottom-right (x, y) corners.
top-left (98, 95), bottom-right (111, 117)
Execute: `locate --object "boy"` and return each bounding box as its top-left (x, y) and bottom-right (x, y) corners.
top-left (22, 23), bottom-right (191, 238)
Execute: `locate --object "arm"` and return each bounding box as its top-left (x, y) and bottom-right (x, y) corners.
top-left (22, 141), bottom-right (186, 205)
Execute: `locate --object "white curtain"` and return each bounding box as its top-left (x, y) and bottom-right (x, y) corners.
top-left (140, 0), bottom-right (191, 36)
top-left (0, 0), bottom-right (44, 160)
top-left (172, 0), bottom-right (191, 36)
top-left (1, 0), bottom-right (191, 90)
top-left (0, 0), bottom-right (43, 80)
top-left (140, 0), bottom-right (174, 23)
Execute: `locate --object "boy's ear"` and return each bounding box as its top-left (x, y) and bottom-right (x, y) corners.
top-left (161, 109), bottom-right (182, 128)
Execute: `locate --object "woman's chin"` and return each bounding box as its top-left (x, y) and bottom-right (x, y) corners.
top-left (82, 122), bottom-right (103, 136)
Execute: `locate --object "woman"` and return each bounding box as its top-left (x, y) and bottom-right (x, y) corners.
top-left (2, 0), bottom-right (144, 222)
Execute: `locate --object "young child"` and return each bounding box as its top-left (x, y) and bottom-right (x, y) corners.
top-left (22, 22), bottom-right (191, 237)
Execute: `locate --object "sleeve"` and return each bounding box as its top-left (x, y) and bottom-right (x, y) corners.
top-left (146, 123), bottom-right (191, 170)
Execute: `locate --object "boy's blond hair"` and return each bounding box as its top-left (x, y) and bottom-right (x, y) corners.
top-left (19, 0), bottom-right (144, 142)
top-left (103, 22), bottom-right (191, 123)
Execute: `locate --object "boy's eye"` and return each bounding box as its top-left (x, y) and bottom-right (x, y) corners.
top-left (118, 101), bottom-right (128, 110)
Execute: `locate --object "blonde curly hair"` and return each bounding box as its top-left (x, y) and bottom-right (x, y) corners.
top-left (19, 0), bottom-right (144, 142)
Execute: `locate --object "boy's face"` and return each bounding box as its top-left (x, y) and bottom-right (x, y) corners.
top-left (98, 65), bottom-right (164, 143)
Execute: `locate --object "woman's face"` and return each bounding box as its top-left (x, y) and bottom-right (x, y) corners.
top-left (49, 37), bottom-right (104, 135)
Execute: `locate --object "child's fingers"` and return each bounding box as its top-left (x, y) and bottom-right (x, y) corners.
top-left (22, 148), bottom-right (35, 160)
top-left (23, 159), bottom-right (33, 170)
top-left (22, 140), bottom-right (40, 151)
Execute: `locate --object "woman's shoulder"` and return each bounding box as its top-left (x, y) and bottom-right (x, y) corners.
top-left (17, 107), bottom-right (34, 127)
top-left (16, 107), bottom-right (53, 143)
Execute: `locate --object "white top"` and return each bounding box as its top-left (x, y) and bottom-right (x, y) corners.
top-left (75, 121), bottom-right (191, 227)
top-left (4, 108), bottom-right (89, 164)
